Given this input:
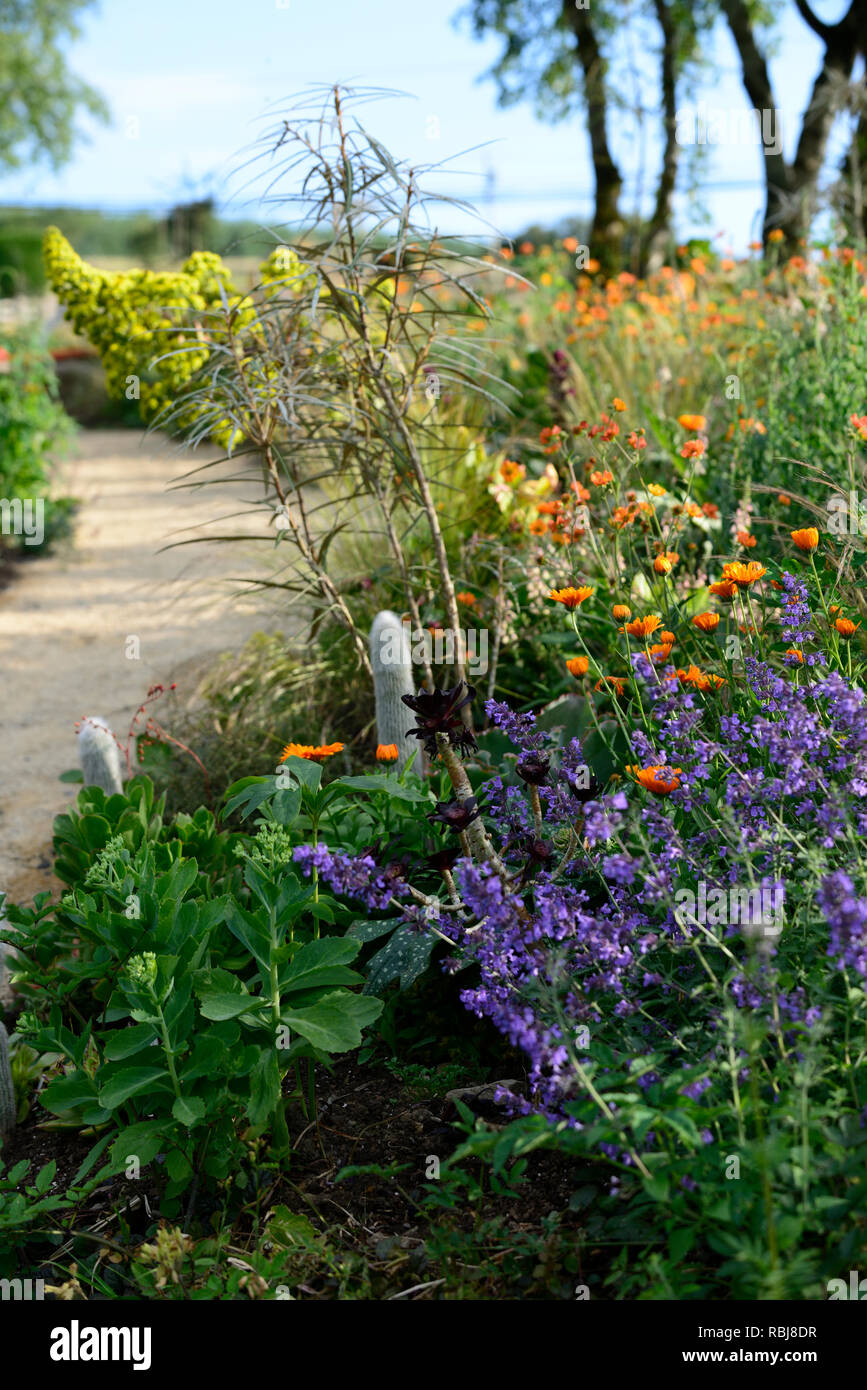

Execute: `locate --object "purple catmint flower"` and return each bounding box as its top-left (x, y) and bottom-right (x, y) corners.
top-left (817, 871), bottom-right (867, 978)
top-left (292, 843), bottom-right (406, 911)
top-left (484, 698), bottom-right (539, 747)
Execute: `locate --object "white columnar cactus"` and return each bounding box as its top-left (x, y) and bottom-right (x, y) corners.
top-left (78, 716), bottom-right (124, 796)
top-left (370, 610), bottom-right (419, 772)
top-left (0, 1021), bottom-right (15, 1141)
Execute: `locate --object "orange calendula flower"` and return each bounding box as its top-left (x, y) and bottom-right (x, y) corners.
top-left (736, 530), bottom-right (757, 548)
top-left (721, 561), bottom-right (766, 588)
top-left (791, 527), bottom-right (819, 552)
top-left (376, 743), bottom-right (399, 761)
top-left (628, 764), bottom-right (683, 795)
top-left (835, 617), bottom-right (861, 638)
top-left (590, 469), bottom-right (614, 486)
top-left (647, 483), bottom-right (667, 497)
top-left (709, 580), bottom-right (737, 601)
top-left (660, 630), bottom-right (676, 644)
top-left (529, 518), bottom-right (547, 535)
top-left (566, 656), bottom-right (589, 677)
top-left (653, 551), bottom-right (679, 575)
top-left (612, 397), bottom-right (627, 411)
top-left (785, 648), bottom-right (804, 664)
top-left (281, 741), bottom-right (345, 763)
top-left (649, 643), bottom-right (673, 661)
top-left (677, 413), bottom-right (707, 432)
top-left (692, 612), bottom-right (720, 632)
top-left (674, 665), bottom-right (726, 692)
top-left (595, 675), bottom-right (626, 697)
top-left (456, 591), bottom-right (476, 606)
top-left (612, 604), bottom-right (631, 621)
top-left (622, 615), bottom-right (663, 639)
top-left (778, 493), bottom-right (791, 505)
top-left (549, 585), bottom-right (594, 608)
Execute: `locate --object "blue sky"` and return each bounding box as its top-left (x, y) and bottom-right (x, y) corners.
top-left (0, 0), bottom-right (858, 249)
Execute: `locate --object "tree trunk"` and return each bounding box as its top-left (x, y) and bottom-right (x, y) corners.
top-left (721, 0), bottom-right (864, 248)
top-left (643, 0), bottom-right (680, 272)
top-left (563, 1), bottom-right (624, 274)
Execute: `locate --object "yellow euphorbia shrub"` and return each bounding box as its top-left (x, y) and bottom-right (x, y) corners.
top-left (42, 229), bottom-right (321, 447)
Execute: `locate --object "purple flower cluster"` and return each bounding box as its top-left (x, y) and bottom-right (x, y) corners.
top-left (817, 871), bottom-right (867, 978)
top-left (779, 570), bottom-right (824, 666)
top-left (452, 603), bottom-right (867, 1120)
top-left (292, 843), bottom-right (406, 911)
top-left (484, 698), bottom-right (539, 749)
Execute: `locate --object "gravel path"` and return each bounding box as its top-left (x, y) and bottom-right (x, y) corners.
top-left (0, 427), bottom-right (282, 924)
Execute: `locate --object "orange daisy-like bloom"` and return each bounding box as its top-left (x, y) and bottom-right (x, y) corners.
top-left (595, 675), bottom-right (626, 697)
top-left (653, 551), bottom-right (679, 575)
top-left (660, 630), bottom-right (676, 645)
top-left (376, 743), bottom-right (399, 761)
top-left (627, 764), bottom-right (683, 795)
top-left (456, 591), bottom-right (477, 606)
top-left (549, 585), bottom-right (594, 608)
top-left (835, 617), bottom-right (861, 638)
top-left (649, 643), bottom-right (673, 662)
top-left (647, 483), bottom-right (667, 497)
top-left (590, 469), bottom-right (614, 486)
top-left (692, 612), bottom-right (720, 632)
top-left (529, 518), bottom-right (547, 536)
top-left (281, 741), bottom-right (345, 763)
top-left (612, 604), bottom-right (631, 621)
top-left (709, 580), bottom-right (737, 601)
top-left (500, 459), bottom-right (526, 484)
top-left (540, 426), bottom-right (564, 453)
top-left (791, 527), bottom-right (819, 552)
top-left (850, 413), bottom-right (867, 441)
top-left (680, 439), bottom-right (706, 460)
top-left (612, 396), bottom-right (627, 411)
top-left (622, 615), bottom-right (662, 639)
top-left (786, 648), bottom-right (804, 664)
top-left (674, 665), bottom-right (726, 692)
top-left (677, 413), bottom-right (707, 432)
top-left (736, 530), bottom-right (757, 548)
top-left (721, 561), bottom-right (766, 588)
top-left (778, 493), bottom-right (791, 505)
top-left (566, 656), bottom-right (589, 677)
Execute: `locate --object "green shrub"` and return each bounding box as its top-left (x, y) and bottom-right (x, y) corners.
top-left (0, 228), bottom-right (47, 297)
top-left (0, 323), bottom-right (74, 555)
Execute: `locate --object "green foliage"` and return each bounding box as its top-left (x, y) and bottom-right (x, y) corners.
top-left (0, 324), bottom-right (74, 546)
top-left (0, 226), bottom-right (46, 296)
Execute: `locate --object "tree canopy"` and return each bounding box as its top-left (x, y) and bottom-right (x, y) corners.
top-left (0, 0), bottom-right (108, 174)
